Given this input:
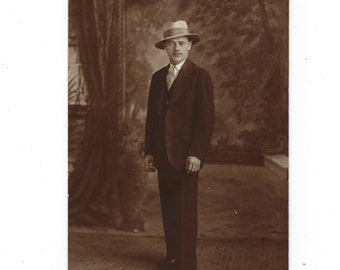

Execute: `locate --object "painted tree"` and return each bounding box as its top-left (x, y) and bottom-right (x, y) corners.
top-left (188, 0), bottom-right (288, 156)
top-left (124, 0), bottom-right (288, 163)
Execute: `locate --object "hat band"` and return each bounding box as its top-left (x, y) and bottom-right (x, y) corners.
top-left (163, 28), bottom-right (190, 39)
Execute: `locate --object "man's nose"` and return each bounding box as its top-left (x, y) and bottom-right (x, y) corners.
top-left (174, 43), bottom-right (180, 50)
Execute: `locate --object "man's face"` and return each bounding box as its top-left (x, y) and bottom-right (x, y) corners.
top-left (164, 36), bottom-right (192, 65)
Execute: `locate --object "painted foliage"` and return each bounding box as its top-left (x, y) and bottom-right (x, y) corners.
top-left (125, 0), bottom-right (288, 164)
top-left (67, 0), bottom-right (288, 228)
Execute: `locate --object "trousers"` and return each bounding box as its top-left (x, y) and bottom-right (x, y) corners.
top-left (157, 154), bottom-right (198, 270)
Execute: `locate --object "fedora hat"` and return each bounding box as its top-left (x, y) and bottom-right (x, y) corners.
top-left (154, 20), bottom-right (200, 49)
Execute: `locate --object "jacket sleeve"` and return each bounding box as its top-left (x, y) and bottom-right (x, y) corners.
top-left (188, 68), bottom-right (215, 161)
top-left (144, 74), bottom-right (156, 157)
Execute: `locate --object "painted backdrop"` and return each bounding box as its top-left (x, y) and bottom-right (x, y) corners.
top-left (124, 0), bottom-right (288, 165)
top-left (68, 0), bottom-right (288, 228)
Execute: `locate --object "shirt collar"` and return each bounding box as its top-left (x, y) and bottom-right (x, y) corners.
top-left (169, 59), bottom-right (186, 71)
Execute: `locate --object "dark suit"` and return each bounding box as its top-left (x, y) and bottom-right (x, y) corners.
top-left (145, 59), bottom-right (214, 270)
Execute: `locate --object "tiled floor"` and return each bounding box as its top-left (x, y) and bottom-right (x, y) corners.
top-left (69, 164), bottom-right (288, 269)
top-left (69, 232), bottom-right (288, 270)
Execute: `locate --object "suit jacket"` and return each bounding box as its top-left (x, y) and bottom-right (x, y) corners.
top-left (145, 59), bottom-right (215, 170)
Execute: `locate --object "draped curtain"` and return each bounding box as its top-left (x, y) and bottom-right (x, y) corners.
top-left (68, 0), bottom-right (125, 227)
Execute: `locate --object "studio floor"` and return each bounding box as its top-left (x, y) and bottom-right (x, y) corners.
top-left (69, 164), bottom-right (288, 269)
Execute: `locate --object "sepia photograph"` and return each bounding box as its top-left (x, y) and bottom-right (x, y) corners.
top-left (3, 1), bottom-right (340, 270)
top-left (68, 0), bottom-right (288, 269)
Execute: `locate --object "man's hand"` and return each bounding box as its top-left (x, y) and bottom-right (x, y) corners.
top-left (144, 154), bottom-right (156, 172)
top-left (186, 156), bottom-right (201, 174)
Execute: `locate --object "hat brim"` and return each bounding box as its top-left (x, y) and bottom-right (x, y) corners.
top-left (154, 33), bottom-right (200, 49)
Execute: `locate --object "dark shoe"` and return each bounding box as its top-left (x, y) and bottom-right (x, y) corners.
top-left (157, 258), bottom-right (177, 269)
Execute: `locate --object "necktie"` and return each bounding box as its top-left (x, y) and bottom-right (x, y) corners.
top-left (166, 65), bottom-right (176, 90)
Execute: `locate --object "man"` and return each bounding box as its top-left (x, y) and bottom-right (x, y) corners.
top-left (144, 20), bottom-right (215, 270)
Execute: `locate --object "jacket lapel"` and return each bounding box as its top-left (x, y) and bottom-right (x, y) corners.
top-left (155, 65), bottom-right (169, 115)
top-left (169, 59), bottom-right (193, 104)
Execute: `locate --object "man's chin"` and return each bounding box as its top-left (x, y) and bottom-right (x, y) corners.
top-left (171, 57), bottom-right (184, 64)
